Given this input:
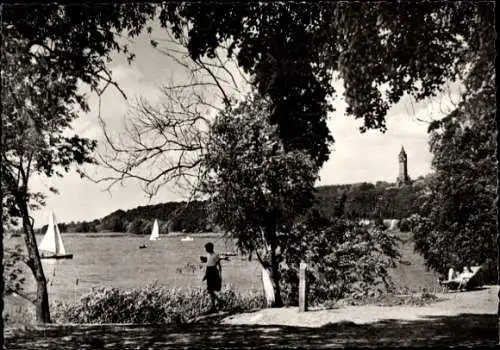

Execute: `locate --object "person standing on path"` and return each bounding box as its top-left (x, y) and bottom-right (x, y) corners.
top-left (202, 242), bottom-right (222, 313)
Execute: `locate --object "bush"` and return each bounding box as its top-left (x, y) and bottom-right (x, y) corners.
top-left (52, 284), bottom-right (266, 324)
top-left (159, 221), bottom-right (170, 235)
top-left (399, 218), bottom-right (411, 232)
top-left (336, 291), bottom-right (440, 307)
top-left (126, 218), bottom-right (145, 235)
top-left (408, 213), bottom-right (497, 283)
top-left (3, 244), bottom-right (25, 296)
top-left (281, 212), bottom-right (401, 306)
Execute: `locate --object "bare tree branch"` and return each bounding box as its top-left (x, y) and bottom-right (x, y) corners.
top-left (405, 80), bottom-right (466, 126)
top-left (90, 29), bottom-right (250, 201)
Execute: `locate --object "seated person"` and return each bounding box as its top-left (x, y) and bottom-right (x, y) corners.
top-left (459, 266), bottom-right (474, 281)
top-left (447, 267), bottom-right (457, 281)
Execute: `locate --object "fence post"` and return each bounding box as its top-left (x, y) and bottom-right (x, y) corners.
top-left (299, 261), bottom-right (308, 312)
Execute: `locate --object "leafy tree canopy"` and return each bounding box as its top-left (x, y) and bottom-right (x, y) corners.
top-left (201, 95), bottom-right (319, 247)
top-left (2, 4), bottom-right (156, 179)
top-left (158, 2), bottom-right (493, 166)
top-left (410, 65), bottom-right (496, 278)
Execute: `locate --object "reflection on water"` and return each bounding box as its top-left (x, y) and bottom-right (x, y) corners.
top-left (7, 233), bottom-right (261, 303)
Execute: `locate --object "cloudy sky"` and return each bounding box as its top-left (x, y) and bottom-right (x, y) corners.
top-left (30, 21), bottom-right (461, 227)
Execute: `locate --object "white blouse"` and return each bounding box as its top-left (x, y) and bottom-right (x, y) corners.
top-left (206, 253), bottom-right (221, 267)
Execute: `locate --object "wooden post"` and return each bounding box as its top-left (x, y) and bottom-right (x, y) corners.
top-left (299, 262), bottom-right (308, 312)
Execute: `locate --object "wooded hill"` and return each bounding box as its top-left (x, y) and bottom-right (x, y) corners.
top-left (42, 177), bottom-right (427, 235)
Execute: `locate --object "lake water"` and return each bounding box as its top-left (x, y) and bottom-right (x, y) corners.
top-left (6, 230), bottom-right (442, 306)
top-left (8, 233), bottom-right (263, 303)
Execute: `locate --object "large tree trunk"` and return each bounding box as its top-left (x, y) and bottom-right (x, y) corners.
top-left (261, 265), bottom-right (283, 308)
top-left (266, 223), bottom-right (283, 307)
top-left (261, 267), bottom-right (274, 307)
top-left (269, 247), bottom-right (283, 307)
top-left (19, 199), bottom-right (51, 323)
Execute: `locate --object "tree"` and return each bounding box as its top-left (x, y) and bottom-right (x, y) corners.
top-left (105, 2), bottom-right (493, 223)
top-left (158, 0), bottom-right (496, 283)
top-left (1, 4), bottom-right (156, 323)
top-left (160, 3), bottom-right (335, 167)
top-left (158, 2), bottom-right (493, 167)
top-left (396, 0), bottom-right (496, 284)
top-left (95, 26), bottom-right (249, 198)
top-left (200, 95), bottom-right (319, 306)
top-left (410, 67), bottom-right (496, 279)
top-left (90, 0), bottom-right (495, 325)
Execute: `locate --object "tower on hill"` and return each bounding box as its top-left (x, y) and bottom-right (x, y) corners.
top-left (397, 146), bottom-right (411, 187)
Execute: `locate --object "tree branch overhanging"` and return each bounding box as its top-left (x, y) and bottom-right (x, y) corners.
top-left (90, 33), bottom-right (249, 200)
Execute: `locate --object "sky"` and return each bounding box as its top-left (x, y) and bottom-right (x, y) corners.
top-left (29, 21), bottom-right (462, 227)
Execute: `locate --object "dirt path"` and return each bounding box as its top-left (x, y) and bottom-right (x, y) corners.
top-left (223, 286), bottom-right (499, 328)
top-left (4, 286), bottom-right (498, 349)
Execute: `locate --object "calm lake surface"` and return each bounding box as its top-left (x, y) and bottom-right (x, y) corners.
top-left (7, 230), bottom-right (442, 305)
top-left (11, 233), bottom-right (262, 303)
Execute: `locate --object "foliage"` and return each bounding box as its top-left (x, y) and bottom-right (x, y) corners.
top-left (161, 3), bottom-right (335, 167)
top-left (336, 291), bottom-right (440, 308)
top-left (2, 3), bottom-right (157, 184)
top-left (281, 211), bottom-right (401, 306)
top-left (398, 218), bottom-right (411, 233)
top-left (51, 284), bottom-right (266, 324)
top-left (315, 180), bottom-right (427, 221)
top-left (98, 210), bottom-right (125, 232)
top-left (3, 245), bottom-right (26, 296)
top-left (126, 218), bottom-right (145, 235)
top-left (201, 95), bottom-right (318, 245)
top-left (200, 94), bottom-right (319, 306)
top-left (409, 21), bottom-right (496, 281)
top-left (1, 4), bottom-right (157, 323)
top-left (159, 2), bottom-right (493, 167)
top-left (47, 181), bottom-right (425, 234)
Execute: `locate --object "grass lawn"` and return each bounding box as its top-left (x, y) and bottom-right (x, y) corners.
top-left (388, 230), bottom-right (443, 293)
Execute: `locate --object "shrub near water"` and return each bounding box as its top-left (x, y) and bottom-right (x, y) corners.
top-left (281, 212), bottom-right (401, 306)
top-left (52, 284), bottom-right (266, 324)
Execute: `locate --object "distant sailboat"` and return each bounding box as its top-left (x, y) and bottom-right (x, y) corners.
top-left (180, 236), bottom-right (193, 242)
top-left (149, 219), bottom-right (160, 241)
top-left (38, 211), bottom-right (73, 259)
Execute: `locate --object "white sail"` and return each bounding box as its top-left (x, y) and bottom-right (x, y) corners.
top-left (38, 211), bottom-right (66, 255)
top-left (149, 219), bottom-right (160, 241)
top-left (54, 215), bottom-right (66, 254)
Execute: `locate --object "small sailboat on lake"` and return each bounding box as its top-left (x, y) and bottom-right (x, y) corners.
top-left (38, 211), bottom-right (73, 259)
top-left (180, 235), bottom-right (194, 242)
top-left (139, 219), bottom-right (161, 249)
top-left (149, 219), bottom-right (161, 241)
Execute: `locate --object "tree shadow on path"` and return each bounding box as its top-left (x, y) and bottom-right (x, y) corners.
top-left (4, 313), bottom-right (496, 349)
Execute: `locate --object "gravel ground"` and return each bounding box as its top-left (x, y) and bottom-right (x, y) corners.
top-left (223, 286), bottom-right (499, 327)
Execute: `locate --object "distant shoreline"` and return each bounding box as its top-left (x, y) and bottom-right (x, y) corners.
top-left (54, 231), bottom-right (227, 238)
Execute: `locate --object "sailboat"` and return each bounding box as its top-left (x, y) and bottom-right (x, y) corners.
top-left (38, 211), bottom-right (73, 259)
top-left (149, 219), bottom-right (161, 241)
